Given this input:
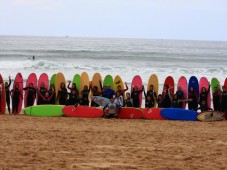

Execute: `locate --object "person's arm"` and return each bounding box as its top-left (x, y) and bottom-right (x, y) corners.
top-left (138, 86), bottom-right (144, 93)
top-left (48, 91), bottom-right (54, 101)
top-left (103, 104), bottom-right (108, 111)
top-left (99, 81), bottom-right (103, 91)
top-left (7, 77), bottom-right (12, 88)
top-left (207, 85), bottom-right (211, 95)
top-left (19, 90), bottom-right (23, 99)
top-left (23, 87), bottom-right (28, 91)
top-left (116, 104), bottom-right (121, 113)
top-left (143, 90), bottom-right (147, 99)
top-left (122, 83), bottom-right (129, 92)
top-left (67, 81), bottom-right (72, 90)
top-left (168, 91), bottom-right (172, 102)
top-left (154, 92), bottom-right (157, 100)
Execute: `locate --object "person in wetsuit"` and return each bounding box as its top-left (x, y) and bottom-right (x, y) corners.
top-left (48, 84), bottom-right (56, 104)
top-left (125, 92), bottom-right (133, 107)
top-left (23, 83), bottom-right (36, 107)
top-left (5, 76), bottom-right (11, 114)
top-left (212, 86), bottom-right (221, 111)
top-left (57, 82), bottom-right (68, 105)
top-left (39, 91), bottom-right (54, 104)
top-left (131, 85), bottom-right (144, 108)
top-left (188, 86), bottom-right (198, 111)
top-left (146, 85), bottom-right (157, 108)
top-left (157, 94), bottom-right (164, 108)
top-left (81, 85), bottom-right (90, 106)
top-left (162, 85), bottom-right (172, 108)
top-left (172, 94), bottom-right (180, 108)
top-left (115, 82), bottom-right (128, 106)
top-left (11, 83), bottom-right (23, 114)
top-left (37, 82), bottom-right (47, 105)
top-left (199, 86), bottom-right (210, 106)
top-left (175, 86), bottom-right (184, 108)
top-left (196, 100), bottom-right (213, 112)
top-left (66, 89), bottom-right (78, 106)
top-left (90, 85), bottom-right (101, 107)
top-left (144, 89), bottom-right (154, 108)
top-left (67, 81), bottom-right (79, 94)
top-left (221, 86), bottom-right (227, 119)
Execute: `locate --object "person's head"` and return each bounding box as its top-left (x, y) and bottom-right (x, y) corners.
top-left (50, 84), bottom-right (55, 89)
top-left (189, 86), bottom-right (194, 92)
top-left (29, 83), bottom-right (33, 88)
top-left (222, 86), bottom-right (226, 92)
top-left (84, 85), bottom-right (88, 91)
top-left (110, 97), bottom-right (115, 103)
top-left (126, 92), bottom-right (131, 99)
top-left (41, 82), bottom-right (45, 88)
top-left (147, 95), bottom-right (151, 101)
top-left (71, 89), bottom-right (76, 95)
top-left (117, 85), bottom-right (122, 91)
top-left (164, 85), bottom-right (169, 90)
top-left (173, 94), bottom-right (178, 100)
top-left (45, 92), bottom-right (49, 97)
top-left (116, 91), bottom-right (121, 97)
top-left (177, 86), bottom-right (181, 91)
top-left (72, 83), bottom-right (76, 89)
top-left (93, 86), bottom-right (98, 92)
top-left (214, 87), bottom-right (218, 92)
top-left (5, 82), bottom-right (8, 86)
top-left (149, 85), bottom-right (154, 91)
top-left (78, 93), bottom-right (83, 99)
top-left (60, 82), bottom-right (65, 88)
top-left (201, 100), bottom-right (207, 107)
top-left (158, 94), bottom-right (163, 100)
top-left (134, 86), bottom-right (138, 91)
top-left (202, 87), bottom-right (206, 93)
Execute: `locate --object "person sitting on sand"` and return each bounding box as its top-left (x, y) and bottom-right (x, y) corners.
top-left (39, 91), bottom-right (54, 104)
top-left (196, 100), bottom-right (212, 112)
top-left (144, 90), bottom-right (154, 108)
top-left (125, 92), bottom-right (133, 107)
top-left (103, 97), bottom-right (121, 118)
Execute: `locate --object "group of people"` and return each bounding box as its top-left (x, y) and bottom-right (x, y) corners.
top-left (2, 76), bottom-right (227, 119)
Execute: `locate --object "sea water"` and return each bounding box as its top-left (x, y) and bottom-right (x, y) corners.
top-left (0, 35), bottom-right (227, 96)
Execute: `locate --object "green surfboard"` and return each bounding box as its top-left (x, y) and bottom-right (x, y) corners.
top-left (23, 105), bottom-right (64, 117)
top-left (50, 74), bottom-right (56, 88)
top-left (73, 74), bottom-right (81, 91)
top-left (211, 78), bottom-right (220, 94)
top-left (103, 75), bottom-right (114, 89)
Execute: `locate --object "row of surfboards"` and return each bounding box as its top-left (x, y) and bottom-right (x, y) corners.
top-left (23, 105), bottom-right (224, 122)
top-left (0, 72), bottom-right (226, 114)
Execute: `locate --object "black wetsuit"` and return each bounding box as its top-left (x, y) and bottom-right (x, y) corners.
top-left (147, 90), bottom-right (157, 107)
top-left (12, 88), bottom-right (22, 114)
top-left (57, 88), bottom-right (68, 105)
top-left (157, 99), bottom-right (163, 108)
top-left (188, 91), bottom-right (198, 111)
top-left (81, 88), bottom-right (90, 106)
top-left (39, 93), bottom-right (54, 105)
top-left (5, 79), bottom-right (11, 113)
top-left (213, 91), bottom-right (221, 111)
top-left (172, 99), bottom-right (179, 108)
top-left (125, 98), bottom-right (133, 107)
top-left (91, 91), bottom-right (100, 107)
top-left (199, 86), bottom-right (210, 105)
top-left (66, 93), bottom-right (78, 106)
top-left (23, 87), bottom-right (36, 107)
top-left (37, 87), bottom-right (47, 105)
top-left (48, 88), bottom-right (56, 104)
top-left (162, 91), bottom-right (172, 108)
top-left (131, 89), bottom-right (143, 108)
top-left (221, 91), bottom-right (227, 118)
top-left (176, 90), bottom-right (184, 108)
top-left (144, 91), bottom-right (154, 108)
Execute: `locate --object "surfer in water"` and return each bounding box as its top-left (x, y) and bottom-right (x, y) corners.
top-left (5, 76), bottom-right (11, 114)
top-left (103, 97), bottom-right (121, 118)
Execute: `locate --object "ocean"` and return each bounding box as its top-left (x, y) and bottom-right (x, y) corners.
top-left (0, 35), bottom-right (227, 91)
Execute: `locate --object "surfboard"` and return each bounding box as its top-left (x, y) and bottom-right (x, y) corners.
top-left (188, 76), bottom-right (199, 104)
top-left (199, 77), bottom-right (211, 108)
top-left (81, 72), bottom-right (90, 92)
top-left (103, 75), bottom-right (114, 90)
top-left (0, 74), bottom-right (6, 114)
top-left (160, 108), bottom-right (198, 121)
top-left (211, 77), bottom-right (220, 94)
top-left (63, 106), bottom-right (103, 118)
top-left (50, 74), bottom-right (56, 88)
top-left (224, 78), bottom-right (227, 88)
top-left (24, 73), bottom-right (37, 108)
top-left (147, 74), bottom-right (158, 107)
top-left (197, 111), bottom-right (224, 122)
top-left (23, 105), bottom-right (64, 117)
top-left (72, 74), bottom-right (81, 92)
top-left (163, 76), bottom-right (174, 97)
top-left (142, 108), bottom-right (166, 120)
top-left (177, 76), bottom-right (187, 109)
top-left (118, 107), bottom-right (143, 119)
top-left (55, 72), bottom-right (66, 104)
top-left (91, 96), bottom-right (109, 107)
top-left (13, 73), bottom-right (23, 114)
top-left (91, 73), bottom-right (102, 95)
top-left (131, 75), bottom-right (143, 107)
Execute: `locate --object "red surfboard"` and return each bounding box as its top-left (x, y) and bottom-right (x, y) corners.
top-left (224, 78), bottom-right (227, 88)
top-left (199, 77), bottom-right (211, 108)
top-left (37, 73), bottom-right (49, 104)
top-left (24, 73), bottom-right (37, 107)
top-left (0, 74), bottom-right (6, 114)
top-left (13, 73), bottom-right (23, 114)
top-left (177, 76), bottom-right (187, 109)
top-left (118, 107), bottom-right (143, 119)
top-left (163, 76), bottom-right (174, 97)
top-left (131, 75), bottom-right (143, 107)
top-left (142, 108), bottom-right (166, 120)
top-left (63, 106), bottom-right (103, 118)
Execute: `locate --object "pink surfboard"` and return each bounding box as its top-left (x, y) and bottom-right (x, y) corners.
top-left (24, 73), bottom-right (37, 107)
top-left (131, 75), bottom-right (143, 107)
top-left (63, 106), bottom-right (103, 118)
top-left (13, 73), bottom-right (23, 114)
top-left (177, 76), bottom-right (187, 109)
top-left (225, 78), bottom-right (227, 88)
top-left (142, 108), bottom-right (166, 120)
top-left (199, 77), bottom-right (211, 108)
top-left (118, 107), bottom-right (143, 119)
top-left (163, 76), bottom-right (174, 98)
top-left (37, 73), bottom-right (49, 104)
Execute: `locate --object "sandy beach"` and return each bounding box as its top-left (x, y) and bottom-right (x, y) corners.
top-left (0, 114), bottom-right (226, 169)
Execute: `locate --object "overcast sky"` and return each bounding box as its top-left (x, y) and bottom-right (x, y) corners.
top-left (0, 0), bottom-right (227, 41)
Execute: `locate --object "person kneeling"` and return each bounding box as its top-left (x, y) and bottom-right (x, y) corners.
top-left (103, 97), bottom-right (121, 118)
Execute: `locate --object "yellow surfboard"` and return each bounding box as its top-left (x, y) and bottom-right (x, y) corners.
top-left (55, 72), bottom-right (66, 104)
top-left (147, 74), bottom-right (159, 107)
top-left (114, 75), bottom-right (125, 98)
top-left (91, 73), bottom-right (102, 95)
top-left (81, 72), bottom-right (90, 91)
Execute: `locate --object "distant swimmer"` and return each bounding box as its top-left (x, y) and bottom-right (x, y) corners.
top-left (32, 56), bottom-right (35, 60)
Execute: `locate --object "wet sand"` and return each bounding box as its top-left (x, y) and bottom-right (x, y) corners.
top-left (0, 115), bottom-right (227, 169)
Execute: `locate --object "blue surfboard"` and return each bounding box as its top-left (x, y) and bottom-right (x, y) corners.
top-left (160, 108), bottom-right (198, 121)
top-left (188, 76), bottom-right (199, 97)
top-left (91, 96), bottom-right (110, 107)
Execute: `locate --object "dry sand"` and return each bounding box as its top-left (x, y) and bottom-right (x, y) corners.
top-left (0, 115), bottom-right (227, 170)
